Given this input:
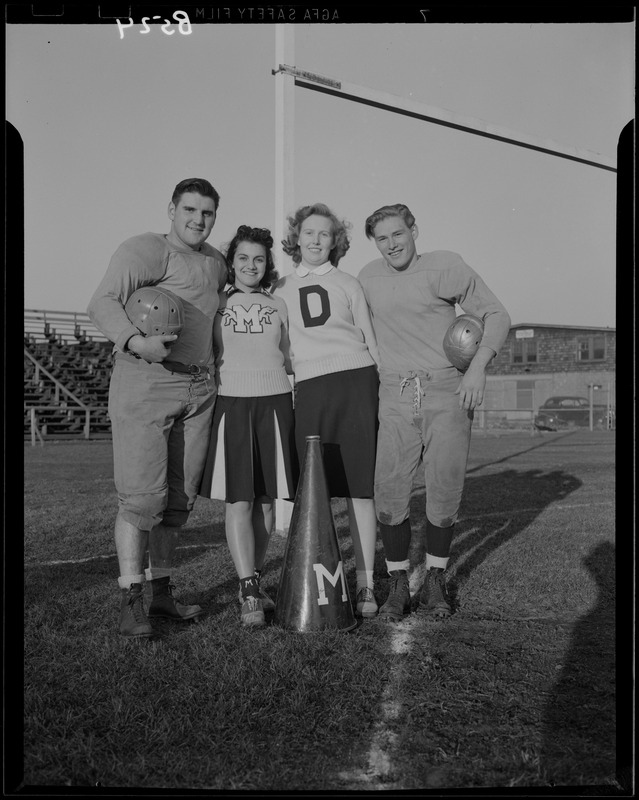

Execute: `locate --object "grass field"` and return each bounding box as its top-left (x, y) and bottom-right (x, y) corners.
top-left (16, 429), bottom-right (631, 792)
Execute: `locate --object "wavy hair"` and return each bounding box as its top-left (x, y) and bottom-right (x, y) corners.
top-left (364, 203), bottom-right (416, 239)
top-left (225, 225), bottom-right (278, 289)
top-left (281, 202), bottom-right (351, 267)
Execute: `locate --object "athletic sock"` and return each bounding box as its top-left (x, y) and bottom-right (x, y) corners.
top-left (145, 567), bottom-right (171, 582)
top-left (239, 576), bottom-right (260, 599)
top-left (356, 570), bottom-right (374, 592)
top-left (118, 574), bottom-right (145, 590)
top-left (426, 554), bottom-right (449, 571)
top-left (425, 520), bottom-right (454, 559)
top-left (379, 518), bottom-right (412, 561)
top-left (385, 560), bottom-right (410, 574)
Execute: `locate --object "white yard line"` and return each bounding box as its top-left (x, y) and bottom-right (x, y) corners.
top-left (338, 621), bottom-right (425, 789)
top-left (336, 499), bottom-right (614, 789)
top-left (27, 500), bottom-right (613, 569)
top-left (26, 541), bottom-right (222, 568)
top-left (459, 499), bottom-right (613, 523)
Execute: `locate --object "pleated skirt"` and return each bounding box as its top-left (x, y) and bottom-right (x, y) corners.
top-left (199, 392), bottom-right (298, 503)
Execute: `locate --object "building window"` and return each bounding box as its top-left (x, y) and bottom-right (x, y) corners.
top-left (513, 339), bottom-right (538, 364)
top-left (516, 380), bottom-right (535, 410)
top-left (577, 335), bottom-right (605, 361)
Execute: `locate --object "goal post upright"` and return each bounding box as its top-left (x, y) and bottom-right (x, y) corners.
top-left (274, 27), bottom-right (296, 258)
top-left (273, 25), bottom-right (296, 535)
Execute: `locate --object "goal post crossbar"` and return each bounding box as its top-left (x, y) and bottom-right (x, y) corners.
top-left (273, 64), bottom-right (617, 173)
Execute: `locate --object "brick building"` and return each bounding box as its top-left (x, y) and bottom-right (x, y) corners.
top-left (483, 323), bottom-right (616, 423)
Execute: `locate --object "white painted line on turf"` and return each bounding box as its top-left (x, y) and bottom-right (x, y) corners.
top-left (28, 502), bottom-right (612, 569)
top-left (30, 553), bottom-right (118, 566)
top-left (460, 519), bottom-right (511, 539)
top-left (339, 622), bottom-right (418, 789)
top-left (27, 541), bottom-right (223, 568)
top-left (391, 630), bottom-right (412, 655)
top-left (459, 499), bottom-right (613, 523)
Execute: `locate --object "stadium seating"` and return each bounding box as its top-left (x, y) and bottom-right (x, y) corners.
top-left (24, 310), bottom-right (114, 440)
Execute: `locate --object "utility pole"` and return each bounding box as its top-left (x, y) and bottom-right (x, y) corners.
top-left (588, 383), bottom-right (602, 431)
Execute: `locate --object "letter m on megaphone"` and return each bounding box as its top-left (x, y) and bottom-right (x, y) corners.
top-left (312, 561), bottom-right (348, 605)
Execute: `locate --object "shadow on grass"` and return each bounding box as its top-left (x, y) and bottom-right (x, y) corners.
top-left (331, 467), bottom-right (582, 610)
top-left (539, 542), bottom-right (627, 790)
top-left (451, 467), bottom-right (582, 582)
top-left (465, 430), bottom-right (579, 474)
top-left (26, 460), bottom-right (584, 632)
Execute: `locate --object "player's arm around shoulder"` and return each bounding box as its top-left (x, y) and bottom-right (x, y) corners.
top-left (268, 285), bottom-right (295, 373)
top-left (346, 278), bottom-right (378, 357)
top-left (201, 242), bottom-right (229, 289)
top-left (267, 290), bottom-right (287, 316)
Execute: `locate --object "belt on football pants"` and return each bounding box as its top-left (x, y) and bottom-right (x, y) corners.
top-left (161, 361), bottom-right (210, 380)
top-left (379, 366), bottom-right (459, 384)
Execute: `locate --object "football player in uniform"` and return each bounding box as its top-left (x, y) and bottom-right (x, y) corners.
top-left (88, 178), bottom-right (228, 638)
top-left (358, 203), bottom-right (511, 621)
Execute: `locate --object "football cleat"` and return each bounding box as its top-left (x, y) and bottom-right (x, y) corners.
top-left (119, 583), bottom-right (154, 638)
top-left (378, 570), bottom-right (411, 622)
top-left (146, 577), bottom-right (204, 621)
top-left (419, 568), bottom-right (453, 618)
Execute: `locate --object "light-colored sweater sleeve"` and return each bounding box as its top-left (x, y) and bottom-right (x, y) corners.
top-left (436, 254), bottom-right (511, 356)
top-left (350, 281), bottom-right (380, 368)
top-left (87, 234), bottom-right (168, 352)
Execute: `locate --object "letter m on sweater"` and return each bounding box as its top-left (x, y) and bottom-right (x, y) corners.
top-left (221, 304), bottom-right (276, 333)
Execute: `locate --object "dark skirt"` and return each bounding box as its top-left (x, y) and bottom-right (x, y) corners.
top-left (294, 365), bottom-right (379, 498)
top-left (199, 393), bottom-right (298, 503)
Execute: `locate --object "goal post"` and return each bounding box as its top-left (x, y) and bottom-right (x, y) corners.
top-left (270, 33), bottom-right (618, 535)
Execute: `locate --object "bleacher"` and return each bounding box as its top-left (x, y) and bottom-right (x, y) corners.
top-left (24, 309), bottom-right (114, 442)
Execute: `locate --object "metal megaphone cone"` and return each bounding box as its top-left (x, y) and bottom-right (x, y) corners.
top-left (274, 435), bottom-right (357, 632)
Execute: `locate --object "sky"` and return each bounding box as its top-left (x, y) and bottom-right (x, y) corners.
top-left (6, 10), bottom-right (634, 328)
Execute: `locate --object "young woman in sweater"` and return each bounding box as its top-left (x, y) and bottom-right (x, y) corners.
top-left (272, 203), bottom-right (381, 619)
top-left (199, 225), bottom-right (298, 627)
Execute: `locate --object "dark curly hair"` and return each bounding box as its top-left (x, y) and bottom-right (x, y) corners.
top-left (281, 203), bottom-right (351, 267)
top-left (224, 225), bottom-right (279, 289)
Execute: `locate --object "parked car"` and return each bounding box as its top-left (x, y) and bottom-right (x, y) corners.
top-left (534, 396), bottom-right (610, 431)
